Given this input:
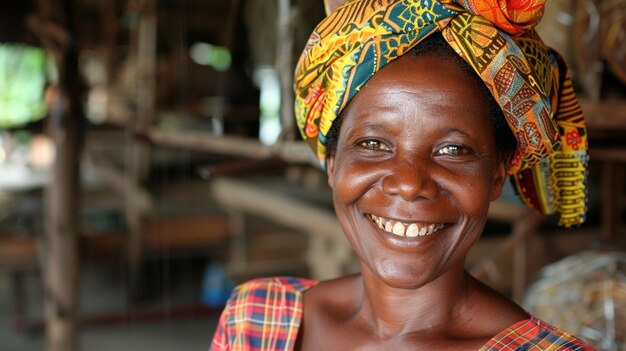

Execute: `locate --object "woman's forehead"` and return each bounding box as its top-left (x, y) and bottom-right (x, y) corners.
top-left (344, 52), bottom-right (491, 118)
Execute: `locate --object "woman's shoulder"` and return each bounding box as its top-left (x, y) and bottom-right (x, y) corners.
top-left (211, 277), bottom-right (317, 350)
top-left (481, 316), bottom-right (594, 350)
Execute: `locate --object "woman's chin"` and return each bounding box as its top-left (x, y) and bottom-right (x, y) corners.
top-left (366, 261), bottom-right (438, 290)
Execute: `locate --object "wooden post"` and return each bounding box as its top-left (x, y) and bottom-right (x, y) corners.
top-left (276, 0), bottom-right (294, 140)
top-left (129, 0), bottom-right (157, 183)
top-left (601, 162), bottom-right (615, 240)
top-left (99, 0), bottom-right (120, 82)
top-left (126, 0), bottom-right (157, 297)
top-left (600, 162), bottom-right (624, 242)
top-left (35, 0), bottom-right (84, 349)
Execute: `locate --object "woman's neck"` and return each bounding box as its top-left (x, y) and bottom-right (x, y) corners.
top-left (353, 262), bottom-right (470, 338)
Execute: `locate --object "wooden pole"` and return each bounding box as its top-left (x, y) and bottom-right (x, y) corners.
top-left (129, 0), bottom-right (157, 183)
top-left (99, 0), bottom-right (121, 83)
top-left (276, 0), bottom-right (294, 140)
top-left (126, 0), bottom-right (157, 297)
top-left (35, 0), bottom-right (84, 349)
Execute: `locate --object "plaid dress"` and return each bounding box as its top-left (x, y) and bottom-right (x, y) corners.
top-left (210, 277), bottom-right (594, 351)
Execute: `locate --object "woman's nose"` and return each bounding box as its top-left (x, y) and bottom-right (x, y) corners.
top-left (381, 158), bottom-right (438, 201)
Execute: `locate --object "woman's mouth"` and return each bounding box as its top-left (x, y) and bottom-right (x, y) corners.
top-left (366, 214), bottom-right (445, 237)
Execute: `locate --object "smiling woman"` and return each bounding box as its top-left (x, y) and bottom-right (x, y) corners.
top-left (327, 49), bottom-right (508, 292)
top-left (210, 1), bottom-right (592, 350)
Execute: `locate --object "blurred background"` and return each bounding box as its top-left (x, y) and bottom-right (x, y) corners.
top-left (0, 0), bottom-right (624, 350)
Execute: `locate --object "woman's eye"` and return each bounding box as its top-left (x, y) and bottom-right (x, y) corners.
top-left (359, 140), bottom-right (390, 151)
top-left (437, 145), bottom-right (470, 157)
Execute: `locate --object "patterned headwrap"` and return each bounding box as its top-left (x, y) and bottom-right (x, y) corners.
top-left (294, 0), bottom-right (588, 227)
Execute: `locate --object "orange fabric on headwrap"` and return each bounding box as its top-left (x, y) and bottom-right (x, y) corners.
top-left (450, 0), bottom-right (545, 35)
top-left (294, 0), bottom-right (588, 227)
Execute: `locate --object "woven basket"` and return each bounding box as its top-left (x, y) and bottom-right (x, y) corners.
top-left (524, 251), bottom-right (626, 351)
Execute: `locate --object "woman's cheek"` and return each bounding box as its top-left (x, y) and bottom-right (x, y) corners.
top-left (441, 164), bottom-right (496, 213)
top-left (334, 159), bottom-right (385, 202)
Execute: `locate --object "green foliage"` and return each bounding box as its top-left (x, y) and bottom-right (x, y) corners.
top-left (0, 44), bottom-right (47, 129)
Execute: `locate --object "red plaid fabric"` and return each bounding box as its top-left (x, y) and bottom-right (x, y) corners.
top-left (480, 317), bottom-right (595, 351)
top-left (210, 277), bottom-right (317, 351)
top-left (210, 277), bottom-right (594, 350)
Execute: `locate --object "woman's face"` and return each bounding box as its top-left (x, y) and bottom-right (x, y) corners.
top-left (327, 52), bottom-right (508, 289)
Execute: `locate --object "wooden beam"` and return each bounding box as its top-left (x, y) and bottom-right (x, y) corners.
top-left (210, 177), bottom-right (343, 241)
top-left (210, 176), bottom-right (352, 280)
top-left (143, 216), bottom-right (230, 249)
top-left (83, 153), bottom-right (153, 216)
top-left (590, 148), bottom-right (626, 162)
top-left (147, 128), bottom-right (273, 159)
top-left (162, 129), bottom-right (317, 164)
top-left (145, 128), bottom-right (319, 165)
top-left (276, 140), bottom-right (319, 165)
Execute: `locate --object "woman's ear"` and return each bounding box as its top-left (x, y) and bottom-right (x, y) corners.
top-left (326, 155), bottom-right (335, 189)
top-left (491, 159), bottom-right (508, 201)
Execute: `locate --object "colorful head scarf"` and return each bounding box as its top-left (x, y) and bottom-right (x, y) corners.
top-left (294, 0), bottom-right (588, 227)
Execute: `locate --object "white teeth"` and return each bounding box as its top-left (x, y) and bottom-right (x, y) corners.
top-left (368, 214), bottom-right (445, 238)
top-left (372, 215), bottom-right (384, 230)
top-left (406, 224), bottom-right (419, 237)
top-left (392, 222), bottom-right (405, 236)
top-left (418, 226), bottom-right (428, 236)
